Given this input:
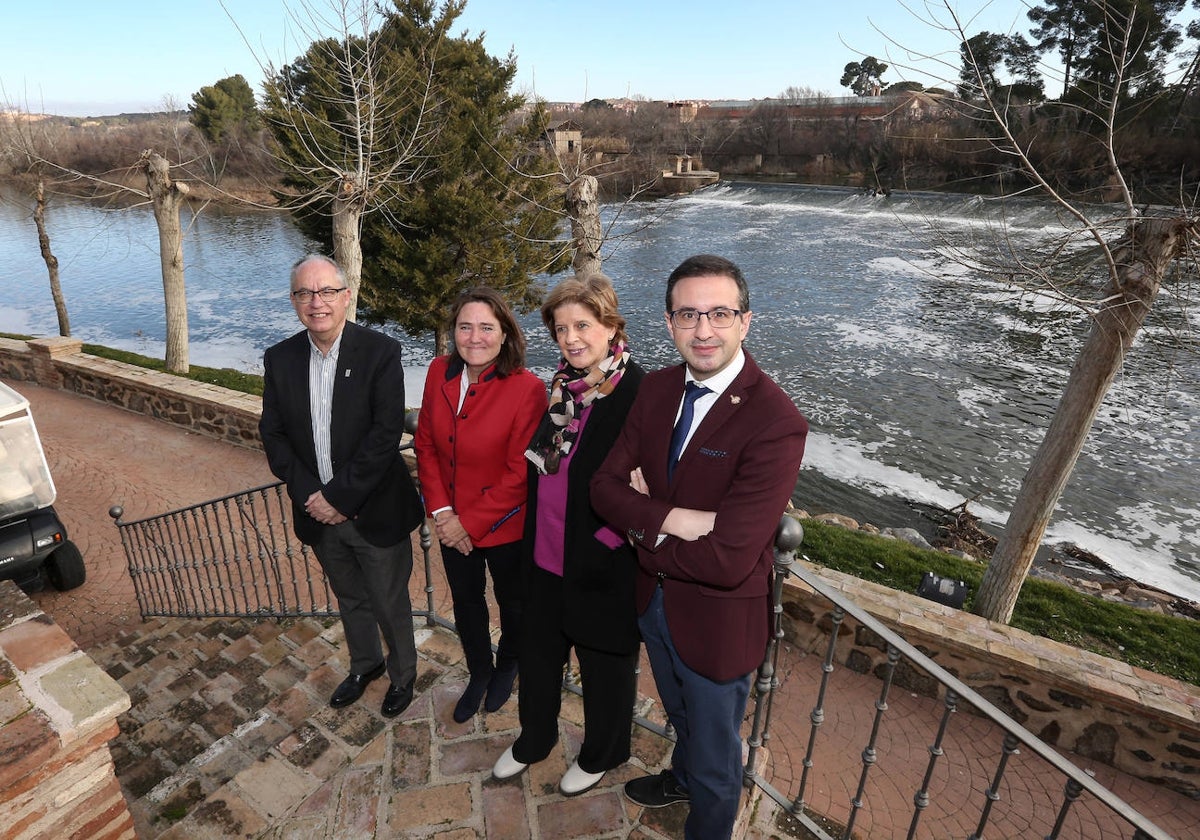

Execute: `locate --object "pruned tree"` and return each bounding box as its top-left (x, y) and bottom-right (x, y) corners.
top-left (140, 150), bottom-right (190, 373)
top-left (253, 0), bottom-right (455, 321)
top-left (914, 1), bottom-right (1200, 623)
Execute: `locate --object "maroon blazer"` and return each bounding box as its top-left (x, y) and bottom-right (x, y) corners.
top-left (590, 352), bottom-right (808, 681)
top-left (415, 355), bottom-right (547, 547)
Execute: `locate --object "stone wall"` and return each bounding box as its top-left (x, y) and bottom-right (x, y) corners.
top-left (0, 337), bottom-right (263, 449)
top-left (0, 581), bottom-right (134, 839)
top-left (783, 563), bottom-right (1200, 799)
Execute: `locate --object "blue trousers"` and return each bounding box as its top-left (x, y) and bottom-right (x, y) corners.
top-left (638, 586), bottom-right (752, 840)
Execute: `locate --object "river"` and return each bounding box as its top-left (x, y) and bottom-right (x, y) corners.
top-left (1, 182), bottom-right (1197, 602)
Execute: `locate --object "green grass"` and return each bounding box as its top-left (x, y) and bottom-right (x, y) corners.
top-left (799, 519), bottom-right (1200, 686)
top-left (2, 333), bottom-right (264, 395)
top-left (80, 344), bottom-right (264, 396)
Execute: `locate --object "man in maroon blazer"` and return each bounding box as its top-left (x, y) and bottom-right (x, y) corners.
top-left (591, 254), bottom-right (808, 840)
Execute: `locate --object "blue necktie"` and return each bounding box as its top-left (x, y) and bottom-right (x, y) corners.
top-left (668, 381), bottom-right (710, 480)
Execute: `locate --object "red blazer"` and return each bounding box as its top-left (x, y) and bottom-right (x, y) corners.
top-left (591, 352), bottom-right (808, 681)
top-left (415, 355), bottom-right (547, 547)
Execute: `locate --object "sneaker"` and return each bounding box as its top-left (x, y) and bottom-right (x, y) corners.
top-left (623, 770), bottom-right (690, 808)
top-left (559, 760), bottom-right (605, 796)
top-left (492, 745), bottom-right (529, 780)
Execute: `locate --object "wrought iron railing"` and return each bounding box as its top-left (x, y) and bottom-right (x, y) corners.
top-left (743, 516), bottom-right (1173, 840)
top-left (110, 474), bottom-right (1175, 838)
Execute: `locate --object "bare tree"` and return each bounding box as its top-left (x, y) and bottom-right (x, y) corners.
top-left (1, 95), bottom-right (206, 373)
top-left (237, 0), bottom-right (452, 321)
top-left (0, 106), bottom-right (72, 336)
top-left (140, 150), bottom-right (190, 372)
top-left (906, 2), bottom-right (1199, 622)
top-left (32, 177), bottom-right (69, 336)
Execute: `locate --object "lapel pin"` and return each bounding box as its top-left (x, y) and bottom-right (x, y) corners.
top-left (344, 369), bottom-right (351, 377)
top-left (730, 395), bottom-right (741, 405)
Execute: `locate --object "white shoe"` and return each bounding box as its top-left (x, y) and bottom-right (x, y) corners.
top-left (492, 746), bottom-right (528, 780)
top-left (559, 760), bottom-right (606, 795)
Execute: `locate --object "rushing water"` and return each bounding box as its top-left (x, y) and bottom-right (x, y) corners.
top-left (2, 182), bottom-right (1197, 602)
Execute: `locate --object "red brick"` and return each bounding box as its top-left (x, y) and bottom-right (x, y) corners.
top-left (0, 613), bottom-right (78, 671)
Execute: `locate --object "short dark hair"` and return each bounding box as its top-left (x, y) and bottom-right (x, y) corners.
top-left (541, 272), bottom-right (629, 346)
top-left (446, 287), bottom-right (527, 376)
top-left (665, 254), bottom-right (750, 313)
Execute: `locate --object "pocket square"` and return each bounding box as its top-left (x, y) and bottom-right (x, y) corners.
top-left (699, 447), bottom-right (727, 458)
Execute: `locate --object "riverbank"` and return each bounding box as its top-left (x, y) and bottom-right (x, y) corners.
top-left (794, 503), bottom-right (1200, 622)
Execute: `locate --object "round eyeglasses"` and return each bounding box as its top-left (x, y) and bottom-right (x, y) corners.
top-left (668, 307), bottom-right (743, 329)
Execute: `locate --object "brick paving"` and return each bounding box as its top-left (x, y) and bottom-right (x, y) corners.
top-left (8, 378), bottom-right (1199, 839)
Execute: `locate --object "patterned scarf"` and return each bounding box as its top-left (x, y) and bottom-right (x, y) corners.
top-left (525, 342), bottom-right (630, 475)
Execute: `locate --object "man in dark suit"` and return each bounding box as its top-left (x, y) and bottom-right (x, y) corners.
top-left (591, 254), bottom-right (808, 840)
top-left (260, 254), bottom-right (424, 718)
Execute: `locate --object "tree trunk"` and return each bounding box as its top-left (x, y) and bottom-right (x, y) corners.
top-left (33, 177), bottom-right (70, 336)
top-left (975, 217), bottom-right (1193, 622)
top-left (139, 150), bottom-right (190, 374)
top-left (331, 181), bottom-right (364, 323)
top-left (566, 174), bottom-right (602, 278)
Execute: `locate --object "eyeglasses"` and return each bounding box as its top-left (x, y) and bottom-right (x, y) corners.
top-left (668, 307), bottom-right (743, 329)
top-left (291, 287), bottom-right (347, 303)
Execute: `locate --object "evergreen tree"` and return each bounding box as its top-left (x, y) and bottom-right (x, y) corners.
top-left (359, 46), bottom-right (569, 352)
top-left (189, 74), bottom-right (259, 143)
top-left (264, 0), bottom-right (568, 345)
top-left (957, 32), bottom-right (1008, 99)
top-left (840, 57), bottom-right (888, 96)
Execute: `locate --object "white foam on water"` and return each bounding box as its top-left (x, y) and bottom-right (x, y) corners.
top-left (805, 430), bottom-right (1009, 523)
top-left (806, 429), bottom-right (1200, 603)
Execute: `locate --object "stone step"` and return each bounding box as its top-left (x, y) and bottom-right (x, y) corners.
top-left (97, 617), bottom-right (721, 839)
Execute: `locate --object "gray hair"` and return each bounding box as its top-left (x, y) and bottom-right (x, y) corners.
top-left (290, 254), bottom-right (346, 287)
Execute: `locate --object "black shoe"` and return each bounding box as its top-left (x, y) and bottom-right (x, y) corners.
top-left (330, 661), bottom-right (386, 709)
top-left (381, 681), bottom-right (414, 718)
top-left (452, 673), bottom-right (491, 723)
top-left (623, 770), bottom-right (690, 808)
top-left (484, 661), bottom-right (518, 712)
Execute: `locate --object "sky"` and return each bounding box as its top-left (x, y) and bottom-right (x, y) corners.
top-left (0, 1), bottom-right (1103, 116)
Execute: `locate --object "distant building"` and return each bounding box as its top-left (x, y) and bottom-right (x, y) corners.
top-left (543, 120), bottom-right (582, 158)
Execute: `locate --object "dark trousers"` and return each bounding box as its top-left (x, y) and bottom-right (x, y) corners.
top-left (441, 540), bottom-right (522, 679)
top-left (312, 520), bottom-right (417, 689)
top-left (513, 565), bottom-right (638, 772)
top-left (639, 585), bottom-right (752, 840)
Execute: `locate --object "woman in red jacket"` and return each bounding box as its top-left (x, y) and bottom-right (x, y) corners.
top-left (416, 288), bottom-right (548, 722)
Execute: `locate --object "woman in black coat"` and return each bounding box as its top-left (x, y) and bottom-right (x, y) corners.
top-left (491, 272), bottom-right (644, 796)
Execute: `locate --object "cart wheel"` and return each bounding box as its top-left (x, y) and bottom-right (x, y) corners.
top-left (45, 541), bottom-right (86, 591)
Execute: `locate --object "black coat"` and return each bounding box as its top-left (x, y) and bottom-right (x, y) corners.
top-left (522, 361), bottom-right (645, 654)
top-left (259, 321), bottom-right (423, 548)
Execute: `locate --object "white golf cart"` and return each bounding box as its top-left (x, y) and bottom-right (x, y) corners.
top-left (0, 381), bottom-right (85, 591)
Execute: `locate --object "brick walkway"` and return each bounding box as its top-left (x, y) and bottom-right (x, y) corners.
top-left (9, 378), bottom-right (1198, 839)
